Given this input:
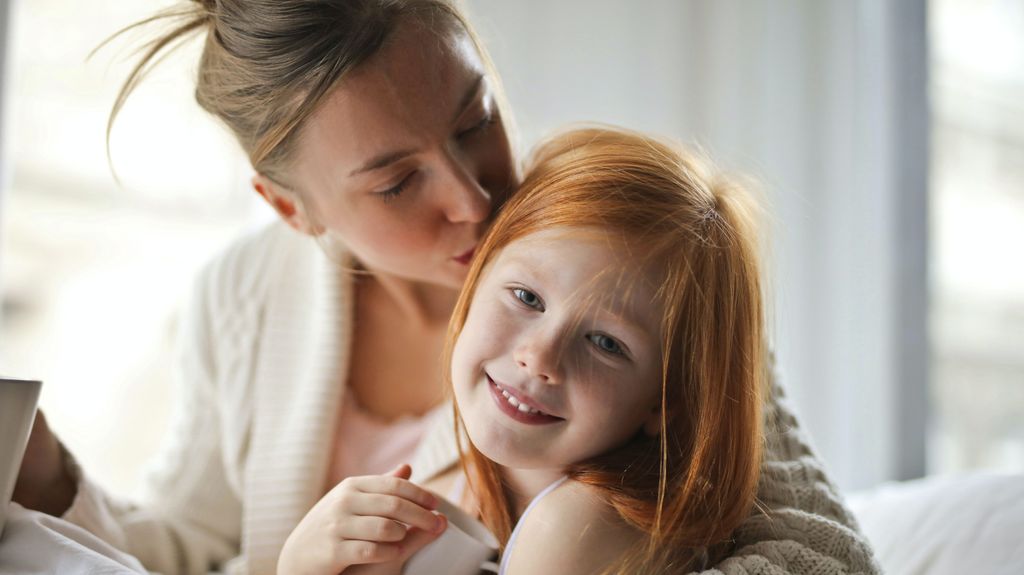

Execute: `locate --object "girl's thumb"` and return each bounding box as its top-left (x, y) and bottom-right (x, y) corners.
top-left (388, 463), bottom-right (413, 479)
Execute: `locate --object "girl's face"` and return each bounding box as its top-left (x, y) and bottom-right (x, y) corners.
top-left (283, 18), bottom-right (517, 289)
top-left (452, 227), bottom-right (665, 471)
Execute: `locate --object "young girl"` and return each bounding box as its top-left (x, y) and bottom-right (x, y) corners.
top-left (448, 125), bottom-right (765, 574)
top-left (280, 125), bottom-right (766, 574)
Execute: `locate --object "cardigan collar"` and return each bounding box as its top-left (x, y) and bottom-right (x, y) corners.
top-left (240, 231), bottom-right (458, 573)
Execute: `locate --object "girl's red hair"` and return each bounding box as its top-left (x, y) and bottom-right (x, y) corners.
top-left (445, 126), bottom-right (766, 573)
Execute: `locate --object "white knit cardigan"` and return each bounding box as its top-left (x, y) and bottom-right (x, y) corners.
top-left (61, 222), bottom-right (880, 575)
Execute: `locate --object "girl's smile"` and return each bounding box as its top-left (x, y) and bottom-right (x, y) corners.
top-left (452, 226), bottom-right (665, 472)
top-left (486, 372), bottom-right (564, 424)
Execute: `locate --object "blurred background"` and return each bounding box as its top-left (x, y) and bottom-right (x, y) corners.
top-left (0, 0), bottom-right (1021, 498)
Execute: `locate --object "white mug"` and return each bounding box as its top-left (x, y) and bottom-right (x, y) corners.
top-left (0, 377), bottom-right (42, 538)
top-left (403, 495), bottom-right (499, 575)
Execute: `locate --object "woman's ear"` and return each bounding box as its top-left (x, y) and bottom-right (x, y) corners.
top-left (251, 174), bottom-right (323, 235)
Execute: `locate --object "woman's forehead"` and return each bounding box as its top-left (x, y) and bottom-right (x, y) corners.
top-left (292, 19), bottom-right (486, 186)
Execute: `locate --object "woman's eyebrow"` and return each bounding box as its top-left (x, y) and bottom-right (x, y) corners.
top-left (452, 74), bottom-right (485, 123)
top-left (349, 149), bottom-right (416, 176)
top-left (347, 75), bottom-right (485, 177)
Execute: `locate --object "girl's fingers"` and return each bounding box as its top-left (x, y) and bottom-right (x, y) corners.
top-left (396, 515), bottom-right (448, 560)
top-left (334, 539), bottom-right (403, 566)
top-left (337, 516), bottom-right (409, 543)
top-left (387, 463), bottom-right (412, 480)
top-left (348, 474), bottom-right (438, 511)
top-left (350, 494), bottom-right (445, 534)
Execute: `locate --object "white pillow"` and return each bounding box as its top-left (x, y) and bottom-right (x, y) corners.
top-left (848, 473), bottom-right (1024, 575)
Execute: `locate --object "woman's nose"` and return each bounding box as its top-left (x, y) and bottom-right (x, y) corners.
top-left (440, 155), bottom-right (491, 224)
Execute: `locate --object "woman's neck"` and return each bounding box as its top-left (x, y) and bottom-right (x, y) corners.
top-left (500, 466), bottom-right (567, 517)
top-left (360, 271), bottom-right (459, 329)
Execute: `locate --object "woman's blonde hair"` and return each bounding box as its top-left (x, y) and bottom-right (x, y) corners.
top-left (104, 0), bottom-right (514, 186)
top-left (445, 126), bottom-right (767, 573)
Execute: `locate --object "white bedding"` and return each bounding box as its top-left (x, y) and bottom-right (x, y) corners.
top-left (0, 502), bottom-right (146, 574)
top-left (848, 472), bottom-right (1024, 575)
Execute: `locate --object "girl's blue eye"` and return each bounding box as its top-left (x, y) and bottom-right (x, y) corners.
top-left (512, 288), bottom-right (544, 311)
top-left (588, 333), bottom-right (625, 356)
top-left (375, 173), bottom-right (413, 203)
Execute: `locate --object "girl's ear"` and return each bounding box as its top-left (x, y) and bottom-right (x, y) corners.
top-left (251, 174), bottom-right (324, 235)
top-left (642, 406), bottom-right (662, 437)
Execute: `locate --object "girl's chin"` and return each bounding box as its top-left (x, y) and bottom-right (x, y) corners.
top-left (472, 441), bottom-right (527, 468)
top-left (466, 425), bottom-right (546, 469)
top-left (475, 444), bottom-right (565, 472)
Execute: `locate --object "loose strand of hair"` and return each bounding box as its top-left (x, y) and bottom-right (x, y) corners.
top-left (99, 6), bottom-right (208, 184)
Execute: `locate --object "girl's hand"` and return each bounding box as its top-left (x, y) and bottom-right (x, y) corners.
top-left (277, 464), bottom-right (447, 575)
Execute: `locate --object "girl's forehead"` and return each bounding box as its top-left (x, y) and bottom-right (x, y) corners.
top-left (498, 226), bottom-right (641, 268)
top-left (487, 226), bottom-right (662, 324)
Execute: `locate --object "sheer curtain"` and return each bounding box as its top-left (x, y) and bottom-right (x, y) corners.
top-left (468, 0), bottom-right (929, 490)
top-left (0, 0), bottom-right (9, 278)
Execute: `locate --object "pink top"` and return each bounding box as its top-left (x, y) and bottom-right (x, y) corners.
top-left (325, 393), bottom-right (443, 485)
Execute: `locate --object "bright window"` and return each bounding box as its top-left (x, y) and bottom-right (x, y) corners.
top-left (0, 0), bottom-right (263, 493)
top-left (929, 0), bottom-right (1024, 473)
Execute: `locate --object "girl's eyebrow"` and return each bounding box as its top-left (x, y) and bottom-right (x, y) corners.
top-left (501, 253), bottom-right (653, 342)
top-left (595, 308), bottom-right (649, 346)
top-left (498, 253), bottom-right (548, 282)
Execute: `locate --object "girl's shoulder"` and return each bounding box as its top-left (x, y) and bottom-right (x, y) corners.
top-left (502, 480), bottom-right (642, 575)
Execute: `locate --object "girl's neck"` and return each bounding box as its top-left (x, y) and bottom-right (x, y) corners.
top-left (500, 466), bottom-right (567, 517)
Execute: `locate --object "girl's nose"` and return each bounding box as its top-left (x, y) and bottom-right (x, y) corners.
top-left (513, 331), bottom-right (562, 384)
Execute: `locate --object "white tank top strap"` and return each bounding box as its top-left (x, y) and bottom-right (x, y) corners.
top-left (498, 476), bottom-right (570, 575)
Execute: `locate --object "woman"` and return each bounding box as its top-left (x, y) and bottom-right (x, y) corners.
top-left (13, 1), bottom-right (878, 574)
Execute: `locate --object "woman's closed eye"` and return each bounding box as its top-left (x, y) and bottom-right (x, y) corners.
top-left (456, 111), bottom-right (495, 141)
top-left (373, 171), bottom-right (416, 203)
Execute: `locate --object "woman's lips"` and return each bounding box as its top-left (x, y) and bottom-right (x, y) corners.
top-left (453, 246), bottom-right (475, 265)
top-left (486, 374), bottom-right (563, 425)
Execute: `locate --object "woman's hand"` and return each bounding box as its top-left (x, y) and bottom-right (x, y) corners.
top-left (277, 464), bottom-right (448, 575)
top-left (12, 410), bottom-right (78, 516)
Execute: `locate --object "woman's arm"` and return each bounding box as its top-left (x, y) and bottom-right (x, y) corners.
top-left (695, 358), bottom-right (882, 575)
top-left (56, 253), bottom-right (246, 574)
top-left (13, 411), bottom-right (78, 517)
top-left (40, 232), bottom-right (279, 574)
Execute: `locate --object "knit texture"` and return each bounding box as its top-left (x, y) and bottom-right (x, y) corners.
top-left (696, 381), bottom-right (882, 574)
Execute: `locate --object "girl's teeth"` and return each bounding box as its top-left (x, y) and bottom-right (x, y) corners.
top-left (498, 385), bottom-right (543, 415)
